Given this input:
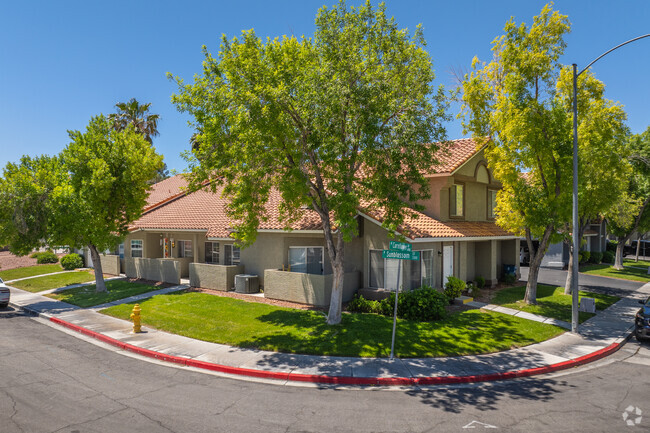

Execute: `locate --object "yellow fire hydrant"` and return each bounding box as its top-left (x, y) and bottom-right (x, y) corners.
top-left (130, 304), bottom-right (142, 333)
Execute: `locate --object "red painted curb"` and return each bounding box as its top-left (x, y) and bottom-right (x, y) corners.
top-left (48, 316), bottom-right (625, 386)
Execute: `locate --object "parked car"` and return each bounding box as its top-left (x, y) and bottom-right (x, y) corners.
top-left (635, 297), bottom-right (650, 341)
top-left (624, 240), bottom-right (650, 257)
top-left (0, 278), bottom-right (9, 308)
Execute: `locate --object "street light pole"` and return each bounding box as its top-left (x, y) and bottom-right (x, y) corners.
top-left (571, 34), bottom-right (650, 334)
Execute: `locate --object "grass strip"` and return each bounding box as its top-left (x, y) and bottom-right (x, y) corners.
top-left (11, 270), bottom-right (95, 293)
top-left (0, 264), bottom-right (64, 281)
top-left (47, 280), bottom-right (163, 308)
top-left (101, 291), bottom-right (564, 358)
top-left (581, 264), bottom-right (650, 283)
top-left (491, 284), bottom-right (620, 323)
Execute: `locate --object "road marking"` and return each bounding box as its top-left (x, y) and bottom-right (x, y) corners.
top-left (463, 420), bottom-right (498, 429)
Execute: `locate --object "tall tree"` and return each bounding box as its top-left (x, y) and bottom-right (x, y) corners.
top-left (0, 155), bottom-right (68, 255)
top-left (169, 0), bottom-right (448, 324)
top-left (608, 127), bottom-right (650, 269)
top-left (462, 5), bottom-right (572, 304)
top-left (109, 98), bottom-right (160, 144)
top-left (55, 115), bottom-right (163, 292)
top-left (555, 68), bottom-right (629, 294)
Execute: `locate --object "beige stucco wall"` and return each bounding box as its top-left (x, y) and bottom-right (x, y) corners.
top-left (264, 269), bottom-right (360, 306)
top-left (124, 257), bottom-right (181, 284)
top-left (99, 254), bottom-right (121, 276)
top-left (189, 263), bottom-right (245, 291)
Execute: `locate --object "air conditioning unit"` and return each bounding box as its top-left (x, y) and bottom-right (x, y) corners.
top-left (234, 274), bottom-right (260, 294)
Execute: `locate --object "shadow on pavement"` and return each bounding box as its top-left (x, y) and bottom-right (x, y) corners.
top-left (405, 378), bottom-right (572, 413)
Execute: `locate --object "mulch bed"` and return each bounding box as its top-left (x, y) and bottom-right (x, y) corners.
top-left (0, 251), bottom-right (67, 271)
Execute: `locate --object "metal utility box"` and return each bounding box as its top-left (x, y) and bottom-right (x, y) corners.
top-left (234, 274), bottom-right (260, 294)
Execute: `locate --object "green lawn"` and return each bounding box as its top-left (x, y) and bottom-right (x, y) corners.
top-left (10, 270), bottom-right (96, 293)
top-left (581, 264), bottom-right (650, 283)
top-left (623, 258), bottom-right (650, 269)
top-left (100, 292), bottom-right (564, 358)
top-left (492, 284), bottom-right (620, 323)
top-left (0, 264), bottom-right (64, 281)
top-left (47, 280), bottom-right (163, 308)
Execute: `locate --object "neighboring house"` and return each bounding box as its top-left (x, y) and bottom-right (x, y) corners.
top-left (536, 219), bottom-right (608, 269)
top-left (100, 138), bottom-right (519, 307)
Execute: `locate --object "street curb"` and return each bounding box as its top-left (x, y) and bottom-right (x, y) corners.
top-left (46, 316), bottom-right (631, 386)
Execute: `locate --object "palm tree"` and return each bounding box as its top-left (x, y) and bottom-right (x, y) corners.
top-left (108, 98), bottom-right (160, 144)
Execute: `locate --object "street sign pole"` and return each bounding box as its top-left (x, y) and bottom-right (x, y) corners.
top-left (389, 259), bottom-right (401, 359)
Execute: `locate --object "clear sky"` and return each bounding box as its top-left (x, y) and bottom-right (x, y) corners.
top-left (1, 1), bottom-right (649, 173)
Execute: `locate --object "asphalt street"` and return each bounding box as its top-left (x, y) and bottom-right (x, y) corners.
top-left (1, 305), bottom-right (649, 433)
top-left (520, 266), bottom-right (644, 297)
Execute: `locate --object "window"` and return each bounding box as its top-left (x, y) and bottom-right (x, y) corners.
top-left (450, 184), bottom-right (464, 217)
top-left (118, 243), bottom-right (124, 259)
top-left (488, 189), bottom-right (498, 219)
top-left (224, 244), bottom-right (240, 265)
top-left (289, 247), bottom-right (323, 275)
top-left (178, 240), bottom-right (193, 258)
top-left (368, 249), bottom-right (434, 290)
top-left (130, 240), bottom-right (143, 258)
top-left (205, 242), bottom-right (219, 264)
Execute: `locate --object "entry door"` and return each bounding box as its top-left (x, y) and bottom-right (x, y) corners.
top-left (443, 245), bottom-right (454, 285)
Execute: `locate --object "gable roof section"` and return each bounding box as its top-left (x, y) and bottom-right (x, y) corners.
top-left (429, 138), bottom-right (485, 175)
top-left (144, 174), bottom-right (189, 210)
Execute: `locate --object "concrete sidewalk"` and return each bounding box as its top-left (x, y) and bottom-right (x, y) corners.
top-left (7, 282), bottom-right (650, 386)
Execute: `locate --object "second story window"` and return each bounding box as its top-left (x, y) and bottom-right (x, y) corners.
top-left (450, 183), bottom-right (464, 217)
top-left (488, 189), bottom-right (498, 219)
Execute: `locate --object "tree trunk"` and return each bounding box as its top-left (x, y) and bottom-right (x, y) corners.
top-left (564, 244), bottom-right (574, 295)
top-left (635, 235), bottom-right (642, 262)
top-left (88, 244), bottom-right (107, 293)
top-left (614, 235), bottom-right (630, 270)
top-left (524, 226), bottom-right (553, 305)
top-left (325, 232), bottom-right (345, 325)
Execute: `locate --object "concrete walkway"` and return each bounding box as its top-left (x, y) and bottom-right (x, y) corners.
top-left (7, 281), bottom-right (650, 386)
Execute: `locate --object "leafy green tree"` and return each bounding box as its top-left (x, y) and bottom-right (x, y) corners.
top-left (108, 98), bottom-right (160, 144)
top-left (554, 68), bottom-right (629, 294)
top-left (462, 5), bottom-right (573, 304)
top-left (55, 115), bottom-right (163, 292)
top-left (0, 155), bottom-right (68, 255)
top-left (169, 0), bottom-right (448, 324)
top-left (608, 127), bottom-right (650, 269)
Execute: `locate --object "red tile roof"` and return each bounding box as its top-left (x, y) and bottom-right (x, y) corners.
top-left (145, 175), bottom-right (188, 209)
top-left (429, 138), bottom-right (485, 174)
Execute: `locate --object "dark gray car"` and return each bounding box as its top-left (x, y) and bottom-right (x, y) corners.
top-left (635, 296), bottom-right (650, 340)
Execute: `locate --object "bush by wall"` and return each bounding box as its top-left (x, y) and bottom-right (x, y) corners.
top-left (60, 253), bottom-right (84, 270)
top-left (579, 251), bottom-right (590, 264)
top-left (606, 241), bottom-right (617, 252)
top-left (347, 286), bottom-right (447, 322)
top-left (602, 250), bottom-right (615, 264)
top-left (444, 276), bottom-right (465, 301)
top-left (475, 276), bottom-right (486, 289)
top-left (589, 252), bottom-right (603, 264)
top-left (36, 251), bottom-right (59, 264)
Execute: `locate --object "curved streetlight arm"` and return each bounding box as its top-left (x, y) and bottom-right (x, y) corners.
top-left (570, 33), bottom-right (650, 334)
top-left (578, 34), bottom-right (650, 77)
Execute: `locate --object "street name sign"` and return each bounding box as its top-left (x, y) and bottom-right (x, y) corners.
top-left (382, 250), bottom-right (420, 261)
top-left (389, 240), bottom-right (411, 252)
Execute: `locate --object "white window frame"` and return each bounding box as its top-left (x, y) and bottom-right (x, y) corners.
top-left (368, 249), bottom-right (434, 290)
top-left (131, 239), bottom-right (143, 258)
top-left (224, 244), bottom-right (240, 265)
top-left (178, 240), bottom-right (193, 258)
top-left (288, 246), bottom-right (324, 275)
top-left (205, 241), bottom-right (219, 264)
top-left (488, 189), bottom-right (498, 219)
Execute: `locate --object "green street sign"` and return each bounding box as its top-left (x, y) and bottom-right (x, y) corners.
top-left (382, 250), bottom-right (420, 261)
top-left (389, 241), bottom-right (411, 252)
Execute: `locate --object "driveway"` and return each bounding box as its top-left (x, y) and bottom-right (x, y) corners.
top-left (519, 266), bottom-right (645, 297)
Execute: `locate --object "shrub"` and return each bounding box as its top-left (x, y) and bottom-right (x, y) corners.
top-left (589, 252), bottom-right (603, 264)
top-left (30, 252), bottom-right (42, 259)
top-left (36, 251), bottom-right (59, 264)
top-left (396, 286), bottom-right (447, 321)
top-left (503, 273), bottom-right (517, 284)
top-left (579, 251), bottom-right (590, 264)
top-left (475, 276), bottom-right (486, 289)
top-left (444, 276), bottom-right (465, 302)
top-left (466, 282), bottom-right (480, 298)
top-left (346, 295), bottom-right (380, 314)
top-left (60, 253), bottom-right (84, 270)
top-left (606, 240), bottom-right (617, 252)
top-left (602, 250), bottom-right (615, 264)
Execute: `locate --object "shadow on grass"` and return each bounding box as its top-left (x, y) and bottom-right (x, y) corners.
top-left (240, 309), bottom-right (549, 359)
top-left (405, 377), bottom-right (571, 413)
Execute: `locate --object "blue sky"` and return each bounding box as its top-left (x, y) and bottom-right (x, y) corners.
top-left (1, 1), bottom-right (649, 173)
